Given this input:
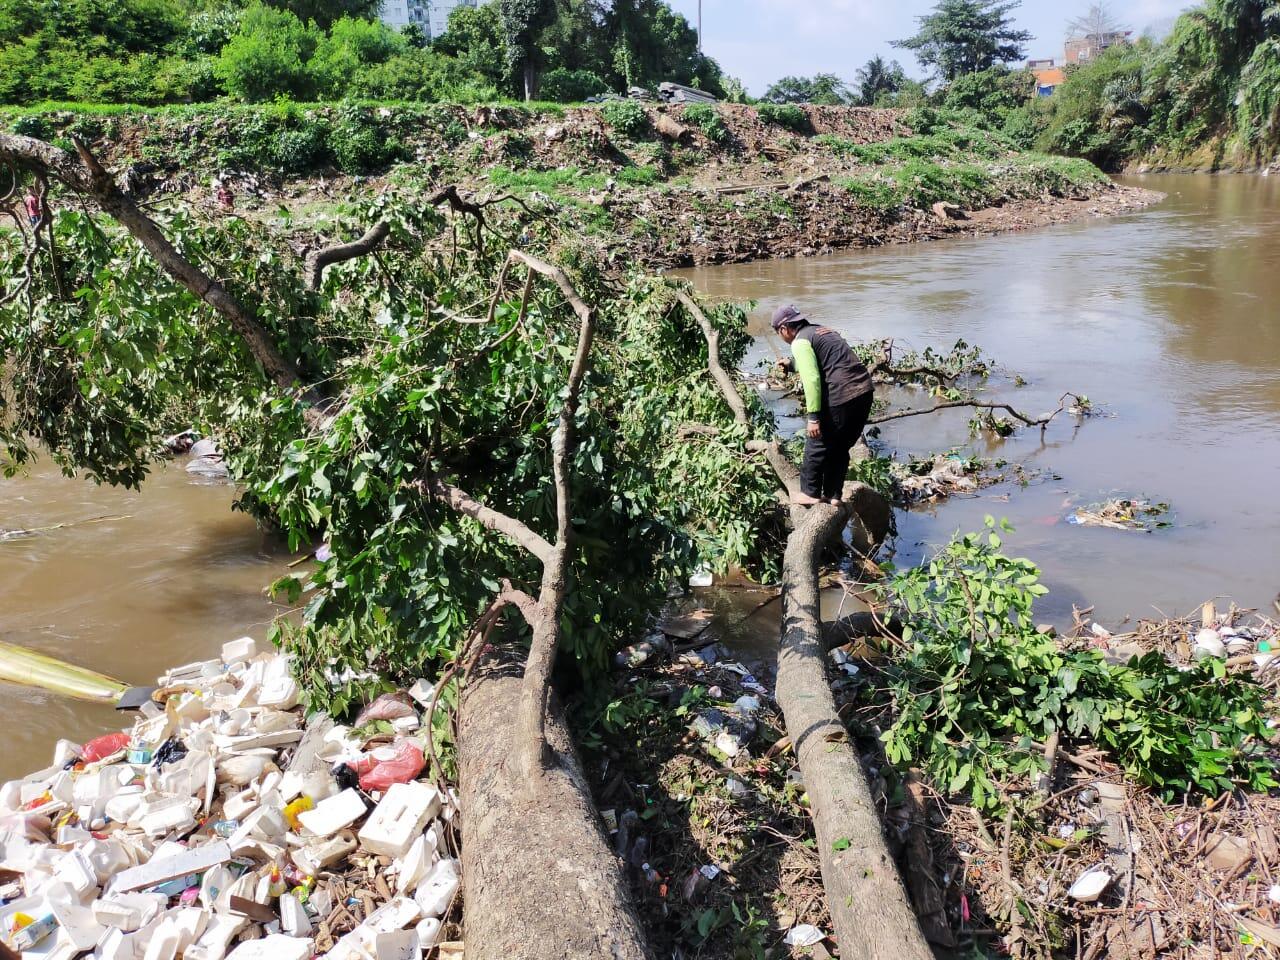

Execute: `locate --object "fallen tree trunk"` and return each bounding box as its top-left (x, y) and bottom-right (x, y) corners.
top-left (458, 651), bottom-right (651, 960)
top-left (775, 500), bottom-right (934, 960)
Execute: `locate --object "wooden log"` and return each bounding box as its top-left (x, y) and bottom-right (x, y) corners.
top-left (774, 498), bottom-right (933, 960)
top-left (457, 652), bottom-right (651, 960)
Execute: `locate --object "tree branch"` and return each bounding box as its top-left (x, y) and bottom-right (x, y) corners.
top-left (675, 290), bottom-right (801, 498)
top-left (304, 220), bottom-right (390, 291)
top-left (870, 393), bottom-right (1085, 433)
top-left (0, 134), bottom-right (325, 426)
top-left (422, 478), bottom-right (554, 564)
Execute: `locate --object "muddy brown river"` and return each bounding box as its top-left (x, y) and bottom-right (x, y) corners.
top-left (3, 174), bottom-right (1279, 779)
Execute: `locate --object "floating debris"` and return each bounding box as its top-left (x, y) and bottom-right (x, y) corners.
top-left (1067, 497), bottom-right (1172, 532)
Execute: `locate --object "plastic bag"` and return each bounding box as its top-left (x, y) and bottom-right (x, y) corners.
top-left (354, 692), bottom-right (417, 727)
top-left (80, 732), bottom-right (131, 764)
top-left (350, 740), bottom-right (425, 792)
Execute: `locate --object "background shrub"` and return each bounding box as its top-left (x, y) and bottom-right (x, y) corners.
top-left (601, 99), bottom-right (649, 137)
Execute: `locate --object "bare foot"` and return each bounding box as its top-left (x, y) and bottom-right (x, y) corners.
top-left (791, 492), bottom-right (823, 506)
top-left (826, 497), bottom-right (843, 506)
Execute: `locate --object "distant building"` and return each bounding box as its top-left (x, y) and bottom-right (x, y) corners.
top-left (1031, 64), bottom-right (1065, 96)
top-left (1064, 30), bottom-right (1132, 65)
top-left (379, 0), bottom-right (476, 38)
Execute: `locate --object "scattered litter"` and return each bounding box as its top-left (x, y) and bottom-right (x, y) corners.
top-left (1067, 867), bottom-right (1112, 902)
top-left (690, 708), bottom-right (755, 758)
top-left (0, 643), bottom-right (459, 960)
top-left (1193, 627), bottom-right (1227, 659)
top-left (895, 455), bottom-right (982, 503)
top-left (688, 568), bottom-right (714, 588)
top-left (615, 633), bottom-right (671, 669)
top-left (783, 923), bottom-right (826, 947)
top-left (1067, 497), bottom-right (1171, 532)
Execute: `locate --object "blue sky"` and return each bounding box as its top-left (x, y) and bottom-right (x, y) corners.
top-left (664, 0), bottom-right (1196, 94)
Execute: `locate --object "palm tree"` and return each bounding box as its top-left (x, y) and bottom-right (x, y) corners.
top-left (854, 56), bottom-right (905, 106)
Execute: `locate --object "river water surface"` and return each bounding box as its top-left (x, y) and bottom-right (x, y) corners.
top-left (681, 174), bottom-right (1280, 624)
top-left (3, 174), bottom-right (1279, 779)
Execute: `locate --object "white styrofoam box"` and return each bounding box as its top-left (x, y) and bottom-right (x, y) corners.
top-left (51, 849), bottom-right (98, 897)
top-left (297, 789), bottom-right (366, 838)
top-left (290, 829), bottom-right (357, 877)
top-left (141, 915), bottom-right (180, 960)
top-left (228, 802), bottom-right (287, 851)
top-left (256, 658), bottom-right (300, 711)
top-left (50, 900), bottom-right (105, 951)
top-left (413, 859), bottom-right (459, 918)
top-left (224, 934), bottom-right (314, 960)
top-left (93, 900), bottom-right (144, 932)
top-left (56, 825), bottom-right (92, 847)
top-left (96, 927), bottom-right (135, 960)
top-left (83, 839), bottom-right (132, 884)
top-left (199, 864), bottom-right (234, 913)
top-left (0, 780), bottom-right (22, 812)
top-left (183, 914), bottom-right (247, 960)
top-left (221, 789), bottom-right (259, 822)
top-left (171, 908), bottom-right (209, 951)
top-left (221, 637), bottom-right (258, 666)
top-left (53, 740), bottom-right (82, 766)
top-left (138, 802), bottom-right (196, 839)
top-left (358, 783), bottom-right (440, 859)
top-left (279, 895), bottom-right (311, 938)
top-left (374, 929), bottom-right (420, 960)
top-left (104, 790), bottom-right (144, 826)
top-left (363, 896), bottom-right (422, 934)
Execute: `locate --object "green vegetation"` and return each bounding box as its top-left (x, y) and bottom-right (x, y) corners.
top-left (877, 520), bottom-right (1276, 810)
top-left (0, 0), bottom-right (726, 106)
top-left (935, 0), bottom-right (1280, 168)
top-left (755, 103), bottom-right (806, 132)
top-left (892, 0), bottom-right (1032, 82)
top-left (682, 103), bottom-right (730, 144)
top-left (600, 98), bottom-right (650, 138)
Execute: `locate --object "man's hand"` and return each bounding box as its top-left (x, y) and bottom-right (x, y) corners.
top-left (776, 357), bottom-right (795, 373)
top-left (807, 420), bottom-right (821, 439)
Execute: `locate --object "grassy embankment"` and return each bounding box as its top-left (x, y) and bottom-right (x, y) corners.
top-left (1, 101), bottom-right (1119, 265)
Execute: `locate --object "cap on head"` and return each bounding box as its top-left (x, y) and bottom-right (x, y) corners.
top-left (770, 304), bottom-right (806, 331)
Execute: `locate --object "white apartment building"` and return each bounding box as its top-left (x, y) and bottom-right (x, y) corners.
top-left (379, 0), bottom-right (477, 38)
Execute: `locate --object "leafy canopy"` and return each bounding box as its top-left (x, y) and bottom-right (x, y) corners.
top-left (893, 0), bottom-right (1033, 81)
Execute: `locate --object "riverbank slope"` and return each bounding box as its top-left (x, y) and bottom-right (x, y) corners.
top-left (4, 102), bottom-right (1161, 268)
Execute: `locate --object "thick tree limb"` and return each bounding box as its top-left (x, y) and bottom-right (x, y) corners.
top-left (685, 286), bottom-right (932, 958)
top-left (423, 479), bottom-right (554, 564)
top-left (304, 220), bottom-right (390, 291)
top-left (0, 134), bottom-right (324, 425)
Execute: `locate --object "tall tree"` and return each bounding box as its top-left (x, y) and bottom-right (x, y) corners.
top-left (762, 73), bottom-right (852, 105)
top-left (264, 0), bottom-right (381, 30)
top-left (1066, 2), bottom-right (1127, 40)
top-left (854, 56), bottom-right (907, 105)
top-left (893, 0), bottom-right (1033, 81)
top-left (499, 0), bottom-right (555, 99)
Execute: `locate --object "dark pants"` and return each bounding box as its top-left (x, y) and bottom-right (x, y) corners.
top-left (800, 391), bottom-right (874, 499)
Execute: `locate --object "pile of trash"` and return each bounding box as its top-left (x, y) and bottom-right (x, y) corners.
top-left (1066, 497), bottom-right (1172, 532)
top-left (893, 454), bottom-right (982, 504)
top-left (0, 639), bottom-right (461, 960)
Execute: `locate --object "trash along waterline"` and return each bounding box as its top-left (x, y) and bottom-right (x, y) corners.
top-left (0, 637), bottom-right (463, 960)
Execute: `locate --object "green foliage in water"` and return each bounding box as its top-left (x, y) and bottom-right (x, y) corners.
top-left (877, 520), bottom-right (1277, 812)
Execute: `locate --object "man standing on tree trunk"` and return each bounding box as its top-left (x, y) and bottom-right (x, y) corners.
top-left (772, 304), bottom-right (874, 506)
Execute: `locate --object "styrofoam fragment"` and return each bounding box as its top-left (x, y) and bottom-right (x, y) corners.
top-left (184, 914), bottom-right (247, 960)
top-left (51, 849), bottom-right (98, 897)
top-left (50, 900), bottom-right (106, 950)
top-left (412, 859), bottom-right (459, 918)
top-left (413, 918), bottom-right (441, 949)
top-left (394, 835), bottom-right (430, 895)
top-left (108, 842), bottom-right (232, 895)
top-left (358, 783), bottom-right (440, 859)
top-left (298, 789), bottom-right (365, 838)
top-left (141, 915), bottom-right (180, 960)
top-left (374, 929), bottom-right (420, 960)
top-left (406, 680), bottom-right (435, 708)
top-left (221, 637), bottom-right (257, 665)
top-left (224, 934), bottom-right (313, 960)
top-left (279, 895), bottom-right (311, 937)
